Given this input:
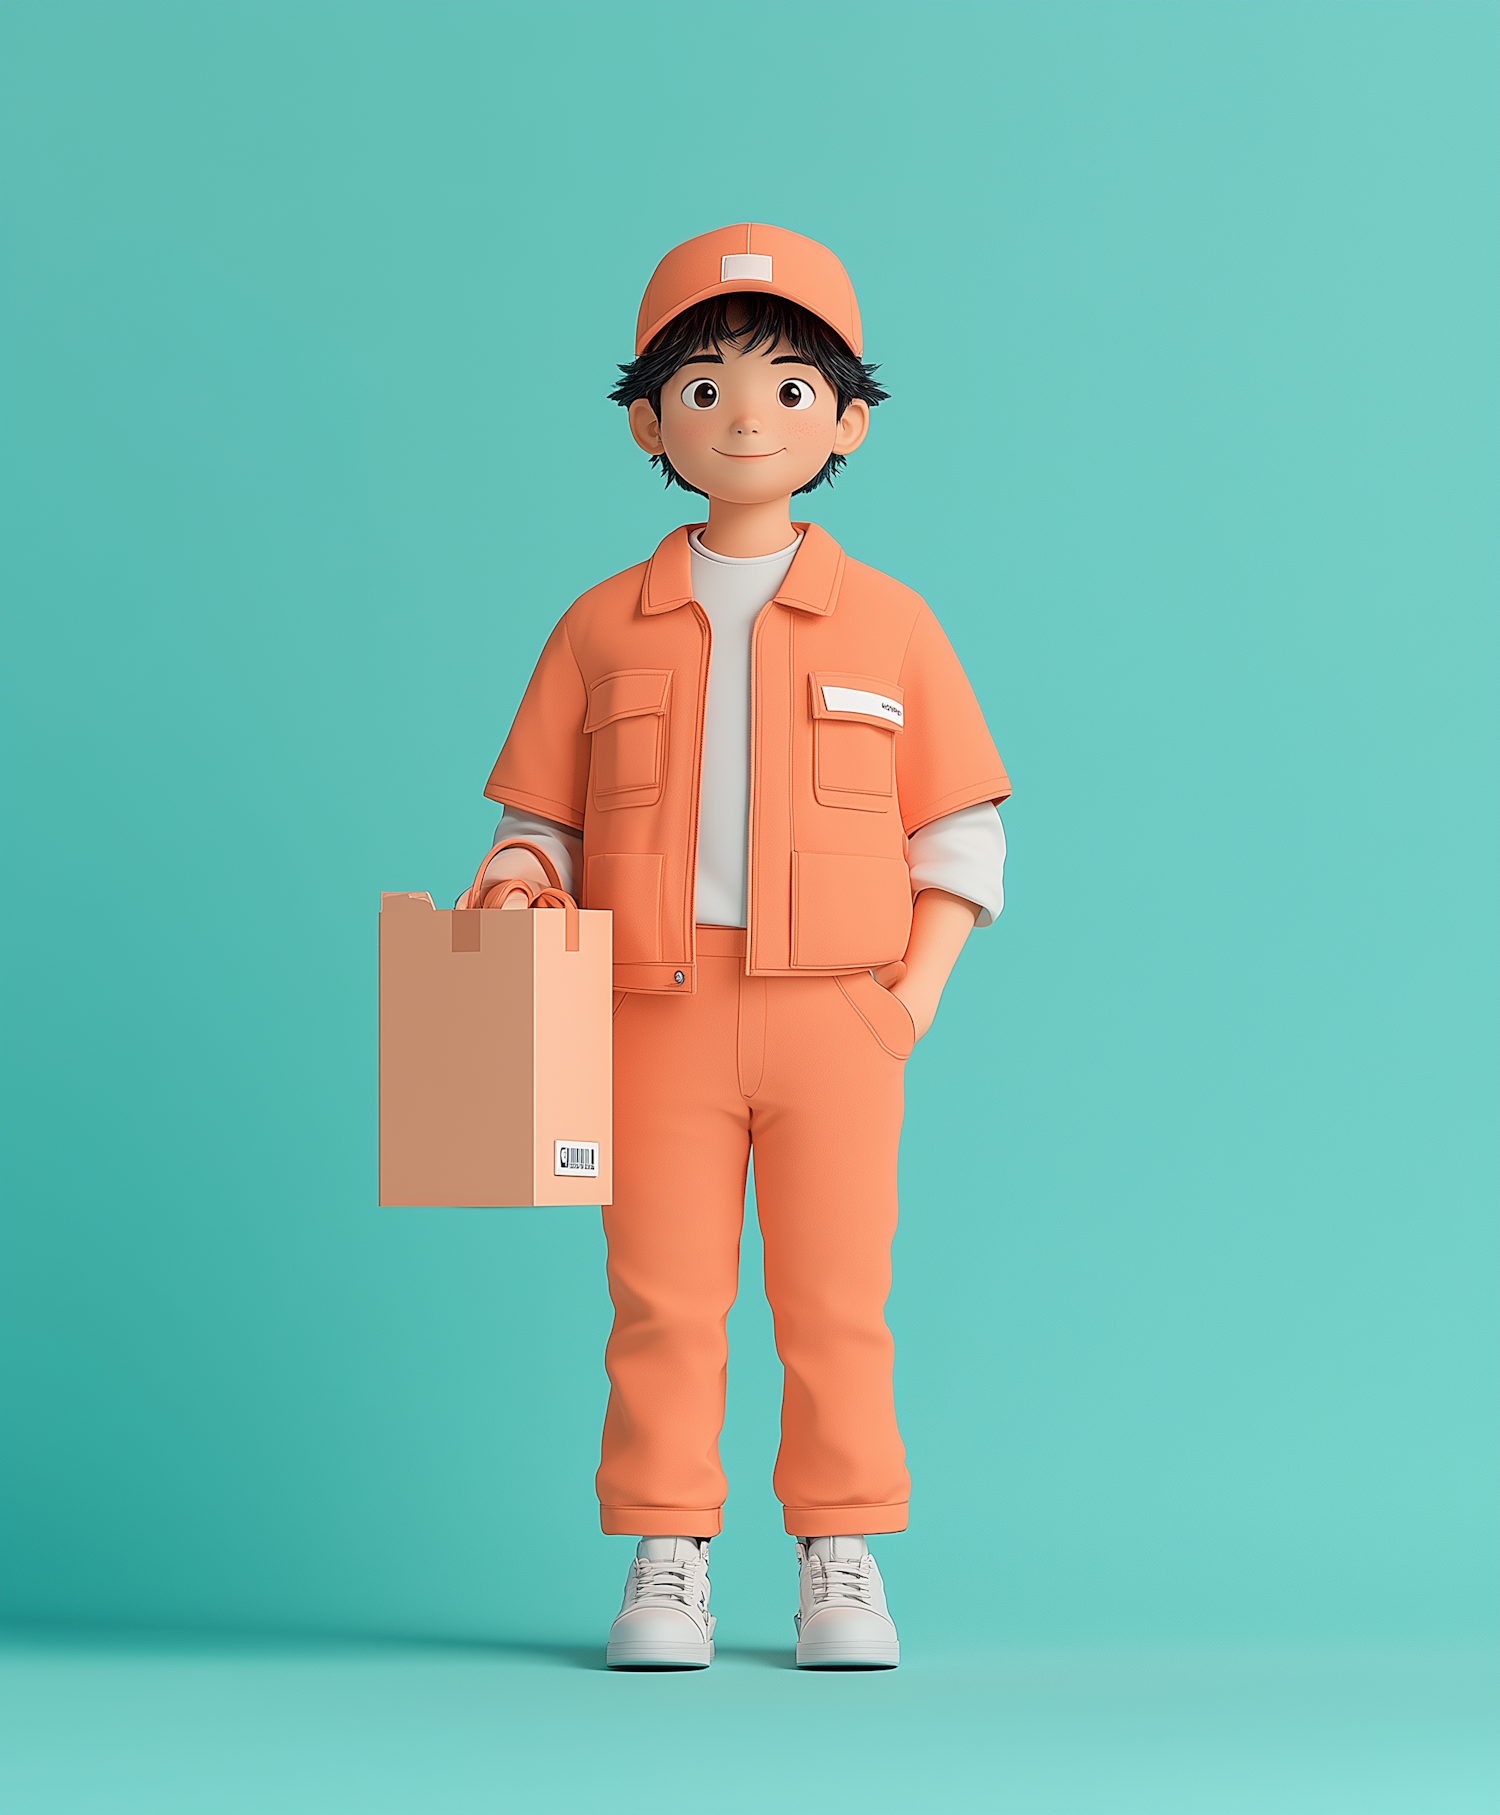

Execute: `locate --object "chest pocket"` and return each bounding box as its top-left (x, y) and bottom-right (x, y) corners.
top-left (809, 672), bottom-right (903, 812)
top-left (585, 669), bottom-right (671, 810)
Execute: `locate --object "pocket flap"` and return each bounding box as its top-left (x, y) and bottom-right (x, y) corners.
top-left (584, 669), bottom-right (672, 732)
top-left (809, 672), bottom-right (905, 731)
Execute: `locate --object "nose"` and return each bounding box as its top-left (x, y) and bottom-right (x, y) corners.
top-left (730, 415), bottom-right (763, 437)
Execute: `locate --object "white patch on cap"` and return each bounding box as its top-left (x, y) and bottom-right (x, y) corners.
top-left (721, 253), bottom-right (773, 283)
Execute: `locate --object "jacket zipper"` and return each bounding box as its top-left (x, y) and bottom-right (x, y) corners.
top-left (743, 598), bottom-right (778, 974)
top-left (686, 601), bottom-right (712, 970)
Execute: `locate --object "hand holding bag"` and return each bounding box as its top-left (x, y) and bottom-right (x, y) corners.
top-left (457, 839), bottom-right (564, 908)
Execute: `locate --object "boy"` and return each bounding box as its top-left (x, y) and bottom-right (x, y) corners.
top-left (479, 225), bottom-right (1009, 1668)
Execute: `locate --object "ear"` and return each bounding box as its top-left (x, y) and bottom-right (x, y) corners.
top-left (628, 398), bottom-right (664, 455)
top-left (833, 398), bottom-right (870, 457)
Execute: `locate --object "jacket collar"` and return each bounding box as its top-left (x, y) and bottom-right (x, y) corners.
top-left (641, 522), bottom-right (846, 618)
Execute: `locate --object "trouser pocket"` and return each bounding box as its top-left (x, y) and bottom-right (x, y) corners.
top-left (834, 970), bottom-right (916, 1061)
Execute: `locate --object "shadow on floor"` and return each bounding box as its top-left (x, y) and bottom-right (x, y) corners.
top-left (409, 1639), bottom-right (797, 1673)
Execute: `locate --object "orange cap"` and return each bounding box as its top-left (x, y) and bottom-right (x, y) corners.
top-left (635, 223), bottom-right (863, 357)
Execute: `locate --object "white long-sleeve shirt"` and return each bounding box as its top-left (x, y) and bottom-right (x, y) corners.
top-left (493, 530), bottom-right (1006, 926)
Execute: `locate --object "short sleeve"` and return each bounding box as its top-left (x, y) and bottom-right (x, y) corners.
top-left (483, 614), bottom-right (591, 830)
top-left (895, 603), bottom-right (1011, 834)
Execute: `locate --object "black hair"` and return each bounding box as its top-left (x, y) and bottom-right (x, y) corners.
top-left (608, 292), bottom-right (888, 497)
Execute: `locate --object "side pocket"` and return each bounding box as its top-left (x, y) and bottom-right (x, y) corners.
top-left (836, 971), bottom-right (916, 1061)
top-left (791, 851), bottom-right (913, 969)
top-left (585, 853), bottom-right (664, 965)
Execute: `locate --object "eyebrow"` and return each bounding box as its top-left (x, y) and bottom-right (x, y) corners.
top-left (678, 353), bottom-right (724, 367)
top-left (770, 354), bottom-right (817, 366)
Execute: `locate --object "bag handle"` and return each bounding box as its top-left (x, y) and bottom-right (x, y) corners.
top-left (464, 873), bottom-right (581, 953)
top-left (460, 838), bottom-right (563, 909)
top-left (532, 886), bottom-right (580, 952)
top-left (478, 877), bottom-right (538, 911)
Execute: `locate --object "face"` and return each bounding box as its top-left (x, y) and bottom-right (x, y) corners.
top-left (628, 310), bottom-right (869, 504)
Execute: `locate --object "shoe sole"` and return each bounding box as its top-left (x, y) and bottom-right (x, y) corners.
top-left (606, 1639), bottom-right (714, 1669)
top-left (795, 1641), bottom-right (899, 1669)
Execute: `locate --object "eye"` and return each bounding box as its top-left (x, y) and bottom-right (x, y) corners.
top-left (777, 378), bottom-right (816, 410)
top-left (680, 377), bottom-right (719, 410)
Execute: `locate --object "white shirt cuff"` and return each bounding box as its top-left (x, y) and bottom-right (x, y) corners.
top-left (906, 802), bottom-right (1006, 928)
top-left (490, 807), bottom-right (583, 898)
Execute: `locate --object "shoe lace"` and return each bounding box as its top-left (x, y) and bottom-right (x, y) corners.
top-left (632, 1557), bottom-right (702, 1610)
top-left (810, 1554), bottom-right (874, 1609)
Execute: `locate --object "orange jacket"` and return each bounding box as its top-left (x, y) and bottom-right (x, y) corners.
top-left (485, 524), bottom-right (1010, 994)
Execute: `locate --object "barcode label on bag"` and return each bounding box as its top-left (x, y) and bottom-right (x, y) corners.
top-left (554, 1141), bottom-right (599, 1177)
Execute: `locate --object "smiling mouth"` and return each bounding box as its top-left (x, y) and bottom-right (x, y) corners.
top-left (712, 447), bottom-right (787, 459)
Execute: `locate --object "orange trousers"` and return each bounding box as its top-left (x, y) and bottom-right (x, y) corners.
top-left (597, 927), bottom-right (915, 1538)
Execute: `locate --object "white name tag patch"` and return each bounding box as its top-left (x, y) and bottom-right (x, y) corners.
top-left (721, 253), bottom-right (773, 283)
top-left (554, 1140), bottom-right (600, 1178)
top-left (821, 685), bottom-right (904, 727)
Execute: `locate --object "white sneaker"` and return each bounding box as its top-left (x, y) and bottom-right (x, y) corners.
top-left (606, 1537), bottom-right (715, 1669)
top-left (794, 1536), bottom-right (900, 1668)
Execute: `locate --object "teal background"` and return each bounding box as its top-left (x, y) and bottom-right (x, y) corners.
top-left (1, 3), bottom-right (1496, 1809)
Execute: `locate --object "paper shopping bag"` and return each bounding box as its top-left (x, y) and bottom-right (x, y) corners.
top-left (379, 877), bottom-right (612, 1208)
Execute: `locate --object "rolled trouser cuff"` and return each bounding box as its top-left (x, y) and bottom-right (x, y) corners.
top-left (601, 1504), bottom-right (723, 1538)
top-left (783, 1501), bottom-right (909, 1537)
